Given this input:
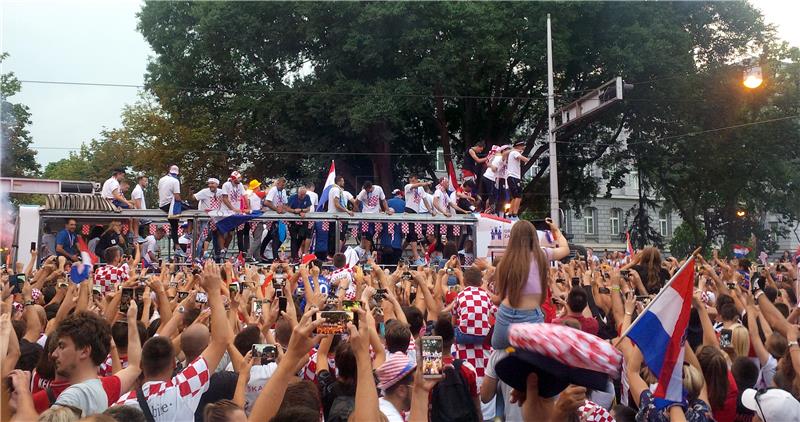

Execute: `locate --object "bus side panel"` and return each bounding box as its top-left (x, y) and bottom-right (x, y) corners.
top-left (15, 206), bottom-right (41, 268)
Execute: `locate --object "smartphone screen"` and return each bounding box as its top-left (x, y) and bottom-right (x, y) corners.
top-left (134, 287), bottom-right (145, 305)
top-left (9, 274), bottom-right (24, 294)
top-left (342, 300), bottom-right (361, 312)
top-left (278, 296), bottom-right (287, 314)
top-left (252, 299), bottom-right (263, 316)
top-left (177, 291), bottom-right (189, 301)
top-left (720, 329), bottom-right (733, 349)
top-left (421, 336), bottom-right (444, 379)
top-left (314, 311), bottom-right (353, 334)
top-left (374, 289), bottom-right (388, 302)
top-left (228, 283), bottom-right (240, 295)
top-left (252, 344), bottom-right (277, 365)
top-left (120, 288), bottom-right (133, 312)
top-left (570, 277), bottom-right (581, 288)
top-left (30, 242), bottom-right (36, 252)
top-left (531, 220), bottom-right (550, 231)
top-left (196, 292), bottom-right (208, 304)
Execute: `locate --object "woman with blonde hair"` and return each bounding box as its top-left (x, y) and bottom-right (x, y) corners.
top-left (490, 218), bottom-right (569, 349)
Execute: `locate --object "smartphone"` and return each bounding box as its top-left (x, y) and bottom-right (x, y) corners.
top-left (635, 295), bottom-right (652, 305)
top-left (57, 280), bottom-right (68, 289)
top-left (727, 282), bottom-right (736, 290)
top-left (278, 296), bottom-right (287, 314)
top-left (9, 274), bottom-right (25, 294)
top-left (570, 277), bottom-right (581, 288)
top-left (363, 263), bottom-right (372, 273)
top-left (134, 287), bottom-right (145, 304)
top-left (402, 271), bottom-right (412, 281)
top-left (720, 329), bottom-right (733, 349)
top-left (531, 220), bottom-right (550, 231)
top-left (30, 241), bottom-right (36, 252)
top-left (446, 268), bottom-right (454, 275)
top-left (342, 300), bottom-right (361, 312)
top-left (421, 336), bottom-right (444, 379)
top-left (314, 310), bottom-right (354, 334)
top-left (229, 282), bottom-right (240, 295)
top-left (177, 291), bottom-right (189, 301)
top-left (374, 288), bottom-right (388, 302)
top-left (196, 292), bottom-right (208, 304)
top-left (272, 277), bottom-right (285, 290)
top-left (252, 343), bottom-right (278, 365)
top-left (92, 285), bottom-right (102, 296)
top-left (598, 287), bottom-right (611, 294)
top-left (120, 288), bottom-right (133, 312)
top-left (252, 299), bottom-right (264, 316)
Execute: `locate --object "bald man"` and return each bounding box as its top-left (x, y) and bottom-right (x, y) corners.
top-left (180, 324), bottom-right (210, 366)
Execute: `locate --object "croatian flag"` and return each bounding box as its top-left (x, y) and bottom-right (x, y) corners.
top-left (626, 256), bottom-right (695, 408)
top-left (69, 237), bottom-right (98, 283)
top-left (733, 244), bottom-right (751, 258)
top-left (625, 231), bottom-right (634, 257)
top-left (316, 161), bottom-right (336, 212)
top-left (446, 160), bottom-right (463, 193)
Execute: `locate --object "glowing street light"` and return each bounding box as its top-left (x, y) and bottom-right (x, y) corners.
top-left (743, 60), bottom-right (763, 89)
top-left (736, 209), bottom-right (747, 218)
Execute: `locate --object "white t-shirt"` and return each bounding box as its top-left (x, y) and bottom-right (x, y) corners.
top-left (248, 192), bottom-right (263, 212)
top-left (141, 235), bottom-right (158, 263)
top-left (379, 397), bottom-right (404, 422)
top-left (432, 187), bottom-right (452, 214)
top-left (496, 155), bottom-right (508, 180)
top-left (419, 192), bottom-right (434, 214)
top-left (224, 362), bottom-right (278, 414)
top-left (157, 175), bottom-right (181, 207)
top-left (327, 185), bottom-right (347, 213)
top-left (483, 155), bottom-right (503, 182)
top-left (221, 181), bottom-right (245, 212)
top-left (131, 184), bottom-right (146, 209)
top-left (507, 150), bottom-right (523, 179)
top-left (194, 188), bottom-right (225, 216)
top-left (55, 378), bottom-right (116, 417)
top-left (404, 184), bottom-right (426, 213)
top-left (485, 350), bottom-right (523, 422)
top-left (265, 187), bottom-right (288, 211)
top-left (356, 186), bottom-right (386, 213)
top-left (307, 191), bottom-right (319, 211)
top-left (116, 356), bottom-right (210, 422)
top-left (101, 177), bottom-right (121, 200)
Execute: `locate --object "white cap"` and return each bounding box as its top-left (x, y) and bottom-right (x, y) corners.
top-left (207, 178), bottom-right (220, 185)
top-left (169, 165), bottom-right (180, 174)
top-left (742, 388), bottom-right (800, 421)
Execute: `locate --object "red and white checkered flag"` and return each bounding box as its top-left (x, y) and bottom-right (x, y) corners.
top-left (307, 221), bottom-right (314, 229)
top-left (265, 221), bottom-right (273, 231)
top-left (453, 225), bottom-right (461, 236)
top-left (426, 224), bottom-right (435, 236)
top-left (415, 223), bottom-right (423, 238)
top-left (122, 223), bottom-right (129, 235)
top-left (361, 221), bottom-right (369, 233)
top-left (388, 224), bottom-right (395, 236)
top-left (149, 224), bottom-right (157, 235)
top-left (162, 224), bottom-right (170, 234)
top-left (350, 227), bottom-right (358, 239)
top-left (401, 223), bottom-right (409, 234)
top-left (374, 223), bottom-right (382, 237)
top-left (201, 225), bottom-right (209, 239)
top-left (177, 225), bottom-right (184, 236)
top-left (81, 225), bottom-right (90, 236)
top-left (322, 221), bottom-right (329, 231)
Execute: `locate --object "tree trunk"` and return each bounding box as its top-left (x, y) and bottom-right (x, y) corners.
top-left (367, 121), bottom-right (393, 189)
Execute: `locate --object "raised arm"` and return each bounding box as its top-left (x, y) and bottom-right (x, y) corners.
top-left (546, 219), bottom-right (570, 260)
top-left (199, 261), bottom-right (235, 370)
top-left (345, 308), bottom-right (383, 421)
top-left (116, 299), bottom-right (143, 394)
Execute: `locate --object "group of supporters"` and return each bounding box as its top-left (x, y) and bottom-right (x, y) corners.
top-left (8, 181), bottom-right (800, 421)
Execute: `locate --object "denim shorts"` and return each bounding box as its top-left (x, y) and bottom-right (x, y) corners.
top-left (491, 303), bottom-right (544, 350)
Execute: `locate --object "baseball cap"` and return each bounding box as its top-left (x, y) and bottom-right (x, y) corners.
top-left (392, 189), bottom-right (402, 196)
top-left (495, 349), bottom-right (609, 398)
top-left (376, 352), bottom-right (416, 391)
top-left (513, 140), bottom-right (526, 147)
top-left (301, 254), bottom-right (317, 265)
top-left (248, 179), bottom-right (262, 190)
top-left (169, 165), bottom-right (180, 174)
top-left (207, 178), bottom-right (220, 185)
top-left (742, 388), bottom-right (800, 421)
top-left (230, 171), bottom-right (242, 181)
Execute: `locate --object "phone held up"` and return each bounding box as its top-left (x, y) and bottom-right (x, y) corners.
top-left (421, 336), bottom-right (444, 380)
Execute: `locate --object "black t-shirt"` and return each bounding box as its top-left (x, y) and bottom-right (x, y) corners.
top-left (463, 148), bottom-right (479, 174)
top-left (318, 369), bottom-right (356, 422)
top-left (96, 231), bottom-right (122, 261)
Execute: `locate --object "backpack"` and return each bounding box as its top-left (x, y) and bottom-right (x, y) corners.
top-left (327, 394), bottom-right (355, 422)
top-left (430, 360), bottom-right (480, 422)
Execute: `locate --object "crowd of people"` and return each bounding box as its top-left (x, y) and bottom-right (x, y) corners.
top-left (7, 153), bottom-right (800, 422)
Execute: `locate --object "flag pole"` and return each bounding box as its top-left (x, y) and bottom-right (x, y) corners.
top-left (615, 247), bottom-right (702, 346)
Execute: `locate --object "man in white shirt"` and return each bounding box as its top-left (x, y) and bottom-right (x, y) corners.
top-left (356, 180), bottom-right (393, 243)
top-left (402, 175), bottom-right (434, 251)
top-left (326, 176), bottom-right (354, 257)
top-left (506, 141), bottom-right (529, 218)
top-left (431, 178), bottom-right (454, 217)
top-left (158, 165), bottom-right (184, 256)
top-left (305, 182), bottom-right (318, 211)
top-left (131, 175), bottom-right (148, 210)
top-left (140, 227), bottom-right (166, 268)
top-left (246, 179), bottom-right (266, 261)
top-left (260, 177), bottom-right (289, 261)
top-left (219, 171), bottom-right (249, 257)
top-left (102, 169), bottom-right (134, 209)
top-left (193, 178), bottom-right (223, 259)
top-left (376, 352), bottom-right (417, 422)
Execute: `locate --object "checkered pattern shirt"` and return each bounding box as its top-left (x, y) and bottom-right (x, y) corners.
top-left (94, 263), bottom-right (129, 293)
top-left (302, 349), bottom-right (337, 383)
top-left (454, 286), bottom-right (496, 337)
top-left (455, 342), bottom-right (491, 380)
top-left (116, 356), bottom-right (210, 421)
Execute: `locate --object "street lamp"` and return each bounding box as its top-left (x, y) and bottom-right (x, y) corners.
top-left (736, 209), bottom-right (747, 218)
top-left (742, 59), bottom-right (763, 89)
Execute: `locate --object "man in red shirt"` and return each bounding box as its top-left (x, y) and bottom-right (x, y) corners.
top-left (553, 287), bottom-right (600, 336)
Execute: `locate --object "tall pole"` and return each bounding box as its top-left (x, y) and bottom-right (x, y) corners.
top-left (547, 14), bottom-right (559, 222)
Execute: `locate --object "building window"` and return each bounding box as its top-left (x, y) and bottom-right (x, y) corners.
top-left (435, 147), bottom-right (446, 172)
top-left (584, 207), bottom-right (597, 235)
top-left (610, 208), bottom-right (621, 236)
top-left (659, 211), bottom-right (670, 236)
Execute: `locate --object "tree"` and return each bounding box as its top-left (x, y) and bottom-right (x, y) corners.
top-left (1, 53), bottom-right (40, 177)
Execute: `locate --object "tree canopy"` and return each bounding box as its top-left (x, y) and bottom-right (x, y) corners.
top-left (1, 53), bottom-right (40, 178)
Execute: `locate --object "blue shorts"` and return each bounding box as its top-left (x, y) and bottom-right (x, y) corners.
top-left (111, 199), bottom-right (130, 209)
top-left (491, 303), bottom-right (544, 350)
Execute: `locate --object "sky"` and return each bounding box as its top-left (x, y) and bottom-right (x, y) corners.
top-left (1, 0), bottom-right (799, 168)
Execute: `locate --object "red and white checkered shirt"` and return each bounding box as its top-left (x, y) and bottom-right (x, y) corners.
top-left (94, 263), bottom-right (129, 293)
top-left (116, 356), bottom-right (210, 422)
top-left (454, 286), bottom-right (496, 337)
top-left (302, 348), bottom-right (337, 383)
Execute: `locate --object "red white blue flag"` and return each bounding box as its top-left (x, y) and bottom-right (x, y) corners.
top-left (69, 237), bottom-right (98, 283)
